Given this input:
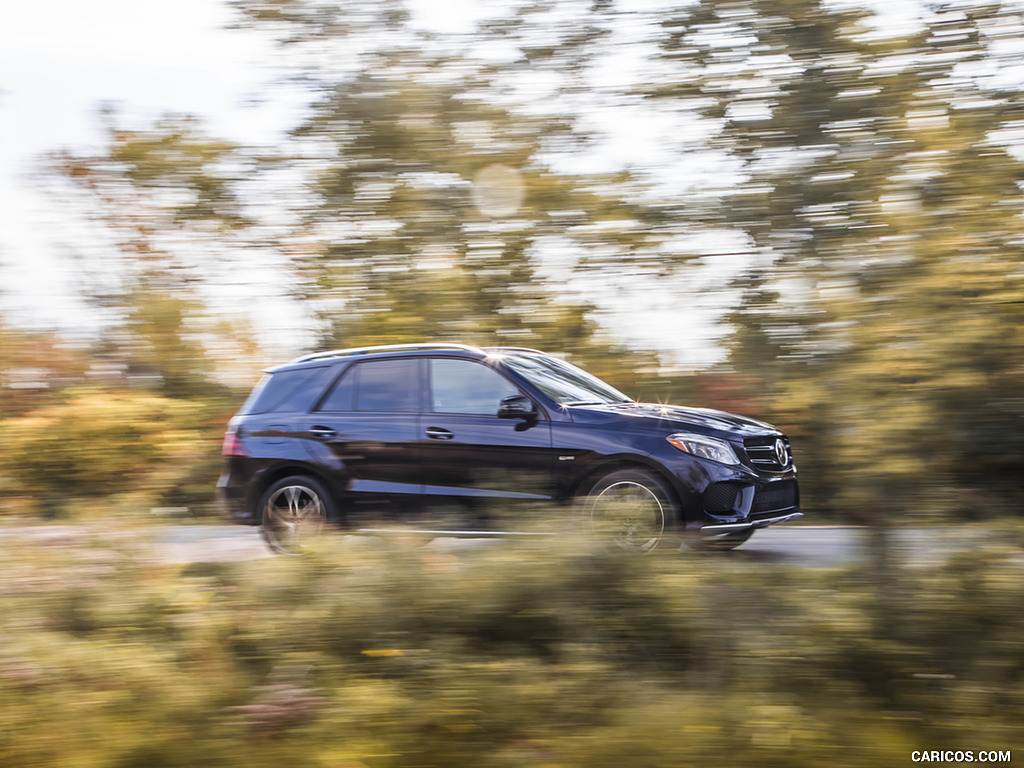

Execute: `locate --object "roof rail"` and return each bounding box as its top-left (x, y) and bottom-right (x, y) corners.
top-left (291, 343), bottom-right (483, 364)
top-left (485, 346), bottom-right (545, 354)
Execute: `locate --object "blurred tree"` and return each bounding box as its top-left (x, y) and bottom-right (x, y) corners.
top-left (52, 117), bottom-right (249, 399)
top-left (47, 3), bottom-right (671, 395)
top-left (653, 0), bottom-right (1024, 519)
top-left (228, 0), bottom-right (669, 378)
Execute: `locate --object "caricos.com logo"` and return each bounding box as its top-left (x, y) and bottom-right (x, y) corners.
top-left (911, 751), bottom-right (1011, 763)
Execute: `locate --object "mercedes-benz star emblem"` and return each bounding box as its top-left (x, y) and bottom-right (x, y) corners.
top-left (773, 439), bottom-right (788, 466)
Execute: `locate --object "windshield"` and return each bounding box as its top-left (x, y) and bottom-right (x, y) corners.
top-left (498, 351), bottom-right (631, 405)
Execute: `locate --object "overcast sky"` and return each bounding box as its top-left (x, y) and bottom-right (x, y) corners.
top-left (0, 1), bottom-right (280, 326)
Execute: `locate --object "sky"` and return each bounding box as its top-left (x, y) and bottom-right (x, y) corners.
top-left (0, 0), bottom-right (282, 328)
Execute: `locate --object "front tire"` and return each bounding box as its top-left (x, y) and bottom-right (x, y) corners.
top-left (584, 468), bottom-right (677, 553)
top-left (259, 476), bottom-right (335, 554)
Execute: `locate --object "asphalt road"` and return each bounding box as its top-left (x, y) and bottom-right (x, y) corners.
top-left (1, 522), bottom-right (997, 565)
top-left (151, 523), bottom-right (991, 566)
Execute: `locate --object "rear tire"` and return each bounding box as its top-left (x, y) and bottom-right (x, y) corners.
top-left (584, 468), bottom-right (677, 554)
top-left (259, 475), bottom-right (335, 554)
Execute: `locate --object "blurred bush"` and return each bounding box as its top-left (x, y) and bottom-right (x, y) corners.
top-left (0, 532), bottom-right (1021, 767)
top-left (0, 388), bottom-right (212, 518)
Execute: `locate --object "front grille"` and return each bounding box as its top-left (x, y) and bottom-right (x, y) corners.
top-left (744, 435), bottom-right (792, 472)
top-left (751, 480), bottom-right (798, 514)
top-left (703, 482), bottom-right (740, 514)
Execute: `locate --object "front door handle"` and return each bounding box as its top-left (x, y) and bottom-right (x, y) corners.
top-left (310, 425), bottom-right (337, 439)
top-left (425, 427), bottom-right (454, 440)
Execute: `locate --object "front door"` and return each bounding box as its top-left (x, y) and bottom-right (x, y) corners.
top-left (418, 357), bottom-right (554, 506)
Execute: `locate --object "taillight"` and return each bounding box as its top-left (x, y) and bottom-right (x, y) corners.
top-left (222, 430), bottom-right (248, 458)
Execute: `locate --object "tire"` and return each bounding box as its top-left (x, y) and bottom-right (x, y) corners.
top-left (684, 527), bottom-right (755, 552)
top-left (584, 468), bottom-right (677, 554)
top-left (259, 475), bottom-right (335, 554)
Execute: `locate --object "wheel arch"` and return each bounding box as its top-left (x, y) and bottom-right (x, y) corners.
top-left (570, 454), bottom-right (687, 526)
top-left (249, 463), bottom-right (343, 522)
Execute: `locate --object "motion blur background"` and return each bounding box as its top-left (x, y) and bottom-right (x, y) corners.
top-left (2, 0), bottom-right (1022, 522)
top-left (1, 1), bottom-right (1023, 764)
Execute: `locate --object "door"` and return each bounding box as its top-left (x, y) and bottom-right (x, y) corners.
top-left (300, 357), bottom-right (422, 499)
top-left (418, 357), bottom-right (554, 501)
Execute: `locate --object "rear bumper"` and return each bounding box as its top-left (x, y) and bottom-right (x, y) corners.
top-left (217, 471), bottom-right (257, 525)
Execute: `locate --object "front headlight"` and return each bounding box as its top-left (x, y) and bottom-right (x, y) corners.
top-left (666, 433), bottom-right (741, 466)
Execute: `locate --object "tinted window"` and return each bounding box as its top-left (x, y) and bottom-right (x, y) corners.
top-left (240, 366), bottom-right (331, 414)
top-left (317, 367), bottom-right (355, 412)
top-left (354, 359), bottom-right (419, 412)
top-left (430, 359), bottom-right (520, 415)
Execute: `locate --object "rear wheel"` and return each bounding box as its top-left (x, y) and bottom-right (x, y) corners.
top-left (585, 469), bottom-right (676, 554)
top-left (259, 476), bottom-right (335, 554)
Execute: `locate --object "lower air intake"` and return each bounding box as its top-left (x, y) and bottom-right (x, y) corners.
top-left (703, 482), bottom-right (740, 514)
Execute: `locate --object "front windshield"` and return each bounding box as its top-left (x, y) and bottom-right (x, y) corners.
top-left (497, 351), bottom-right (632, 405)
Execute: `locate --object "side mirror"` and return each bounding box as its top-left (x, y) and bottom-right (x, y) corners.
top-left (497, 394), bottom-right (536, 420)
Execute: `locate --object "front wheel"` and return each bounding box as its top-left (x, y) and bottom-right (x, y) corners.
top-left (584, 469), bottom-right (677, 554)
top-left (259, 476), bottom-right (335, 554)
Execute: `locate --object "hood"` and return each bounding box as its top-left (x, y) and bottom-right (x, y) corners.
top-left (569, 402), bottom-right (780, 438)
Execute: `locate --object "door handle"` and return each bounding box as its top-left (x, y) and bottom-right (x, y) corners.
top-left (310, 425), bottom-right (337, 439)
top-left (425, 427), bottom-right (454, 440)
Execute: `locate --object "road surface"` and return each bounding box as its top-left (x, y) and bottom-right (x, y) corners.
top-left (152, 524), bottom-right (990, 566)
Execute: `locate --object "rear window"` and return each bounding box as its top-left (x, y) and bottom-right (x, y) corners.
top-left (354, 358), bottom-right (419, 412)
top-left (239, 366), bottom-right (331, 414)
top-left (315, 358), bottom-right (420, 412)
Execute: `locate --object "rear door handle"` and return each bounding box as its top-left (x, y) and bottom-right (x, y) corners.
top-left (310, 425), bottom-right (337, 439)
top-left (425, 427), bottom-right (454, 440)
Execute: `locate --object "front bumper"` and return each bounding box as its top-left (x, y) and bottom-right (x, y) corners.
top-left (699, 476), bottom-right (799, 525)
top-left (698, 511), bottom-right (803, 536)
top-left (652, 443), bottom-right (799, 530)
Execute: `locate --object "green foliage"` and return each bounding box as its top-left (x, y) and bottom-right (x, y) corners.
top-left (111, 280), bottom-right (232, 401)
top-left (57, 115), bottom-right (248, 229)
top-left (51, 116), bottom-right (259, 406)
top-left (1, 530), bottom-right (1022, 766)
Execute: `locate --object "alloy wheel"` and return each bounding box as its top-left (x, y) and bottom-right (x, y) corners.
top-left (262, 483), bottom-right (326, 553)
top-left (588, 480), bottom-right (665, 553)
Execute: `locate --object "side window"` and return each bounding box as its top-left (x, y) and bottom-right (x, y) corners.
top-left (354, 358), bottom-right (419, 412)
top-left (317, 366), bottom-right (355, 412)
top-left (241, 366), bottom-right (331, 414)
top-left (430, 358), bottom-right (519, 415)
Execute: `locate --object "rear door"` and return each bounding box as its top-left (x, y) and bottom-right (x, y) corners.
top-left (300, 357), bottom-right (423, 500)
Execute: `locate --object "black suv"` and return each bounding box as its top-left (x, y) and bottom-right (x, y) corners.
top-left (218, 343), bottom-right (800, 552)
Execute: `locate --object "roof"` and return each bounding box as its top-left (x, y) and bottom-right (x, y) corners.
top-left (289, 342), bottom-right (486, 365)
